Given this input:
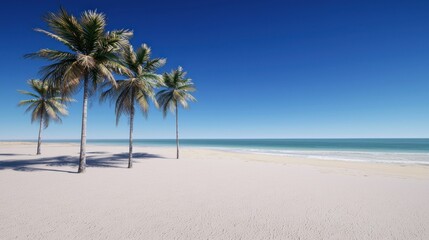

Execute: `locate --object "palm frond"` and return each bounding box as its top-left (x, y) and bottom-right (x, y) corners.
top-left (43, 7), bottom-right (84, 52)
top-left (31, 103), bottom-right (43, 123)
top-left (19, 79), bottom-right (73, 127)
top-left (145, 58), bottom-right (166, 72)
top-left (156, 67), bottom-right (197, 117)
top-left (28, 7), bottom-right (132, 101)
top-left (17, 90), bottom-right (40, 99)
top-left (24, 102), bottom-right (40, 114)
top-left (100, 43), bottom-right (164, 125)
top-left (80, 10), bottom-right (106, 53)
top-left (135, 91), bottom-right (151, 117)
top-left (31, 28), bottom-right (77, 52)
top-left (25, 49), bottom-right (76, 61)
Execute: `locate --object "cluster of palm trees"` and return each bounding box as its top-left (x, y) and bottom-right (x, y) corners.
top-left (19, 8), bottom-right (196, 173)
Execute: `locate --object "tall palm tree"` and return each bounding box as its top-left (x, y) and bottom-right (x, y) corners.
top-left (156, 67), bottom-right (196, 159)
top-left (25, 8), bottom-right (132, 173)
top-left (18, 79), bottom-right (73, 155)
top-left (101, 44), bottom-right (165, 168)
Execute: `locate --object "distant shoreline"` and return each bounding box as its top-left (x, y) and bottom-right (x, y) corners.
top-left (2, 140), bottom-right (429, 166)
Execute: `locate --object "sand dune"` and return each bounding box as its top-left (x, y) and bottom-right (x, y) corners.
top-left (1, 142), bottom-right (428, 239)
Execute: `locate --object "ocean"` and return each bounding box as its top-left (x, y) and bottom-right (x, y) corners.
top-left (35, 138), bottom-right (429, 165)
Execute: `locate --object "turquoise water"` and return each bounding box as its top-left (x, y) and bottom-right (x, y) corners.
top-left (38, 138), bottom-right (428, 152)
top-left (17, 138), bottom-right (429, 164)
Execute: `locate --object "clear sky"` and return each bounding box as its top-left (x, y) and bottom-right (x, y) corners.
top-left (0, 0), bottom-right (428, 139)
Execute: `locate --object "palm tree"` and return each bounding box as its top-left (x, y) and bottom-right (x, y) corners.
top-left (156, 67), bottom-right (196, 159)
top-left (101, 44), bottom-right (165, 168)
top-left (25, 8), bottom-right (132, 173)
top-left (18, 80), bottom-right (73, 155)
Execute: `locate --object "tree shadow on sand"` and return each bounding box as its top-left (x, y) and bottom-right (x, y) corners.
top-left (0, 152), bottom-right (164, 173)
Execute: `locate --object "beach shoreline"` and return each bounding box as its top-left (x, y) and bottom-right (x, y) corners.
top-left (1, 141), bottom-right (428, 179)
top-left (1, 142), bottom-right (429, 239)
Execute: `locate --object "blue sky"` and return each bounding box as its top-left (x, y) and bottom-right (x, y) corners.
top-left (0, 0), bottom-right (428, 139)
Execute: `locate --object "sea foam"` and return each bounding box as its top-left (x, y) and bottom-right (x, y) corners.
top-left (224, 148), bottom-right (429, 165)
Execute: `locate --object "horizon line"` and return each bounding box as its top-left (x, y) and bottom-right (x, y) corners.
top-left (1, 137), bottom-right (428, 141)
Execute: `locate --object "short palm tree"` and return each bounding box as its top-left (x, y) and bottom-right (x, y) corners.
top-left (18, 80), bottom-right (73, 155)
top-left (156, 67), bottom-right (196, 159)
top-left (25, 8), bottom-right (132, 173)
top-left (101, 44), bottom-right (165, 168)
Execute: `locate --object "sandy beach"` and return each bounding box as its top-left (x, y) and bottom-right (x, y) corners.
top-left (1, 142), bottom-right (428, 239)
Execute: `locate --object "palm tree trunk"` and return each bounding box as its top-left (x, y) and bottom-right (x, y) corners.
top-left (37, 113), bottom-right (43, 155)
top-left (176, 101), bottom-right (179, 159)
top-left (128, 93), bottom-right (135, 168)
top-left (78, 75), bottom-right (89, 173)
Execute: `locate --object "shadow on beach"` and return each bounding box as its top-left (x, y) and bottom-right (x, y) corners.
top-left (0, 152), bottom-right (164, 173)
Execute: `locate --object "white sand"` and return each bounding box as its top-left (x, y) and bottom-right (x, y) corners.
top-left (1, 142), bottom-right (428, 239)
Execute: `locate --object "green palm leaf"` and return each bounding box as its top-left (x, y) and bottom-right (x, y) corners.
top-left (18, 79), bottom-right (73, 128)
top-left (101, 43), bottom-right (164, 123)
top-left (156, 67), bottom-right (197, 117)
